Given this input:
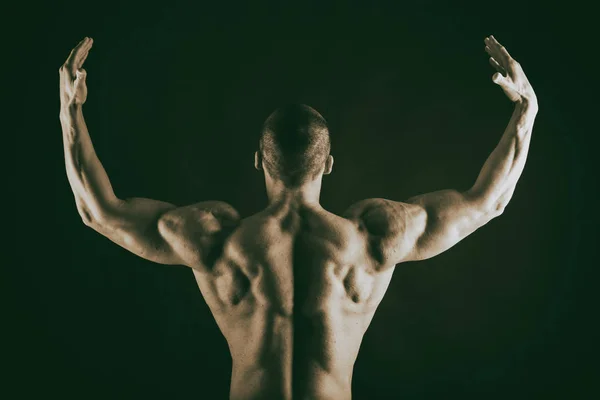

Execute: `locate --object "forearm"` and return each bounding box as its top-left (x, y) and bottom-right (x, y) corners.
top-left (468, 99), bottom-right (538, 211)
top-left (60, 104), bottom-right (120, 222)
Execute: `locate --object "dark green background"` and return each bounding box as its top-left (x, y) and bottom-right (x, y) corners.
top-left (12, 1), bottom-right (595, 399)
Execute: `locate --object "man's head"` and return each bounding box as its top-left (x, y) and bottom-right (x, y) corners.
top-left (256, 104), bottom-right (333, 187)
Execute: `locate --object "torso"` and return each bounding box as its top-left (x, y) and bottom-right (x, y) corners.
top-left (179, 200), bottom-right (398, 400)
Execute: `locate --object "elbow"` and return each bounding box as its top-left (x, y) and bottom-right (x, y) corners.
top-left (492, 202), bottom-right (506, 218)
top-left (78, 208), bottom-right (103, 228)
top-left (75, 202), bottom-right (95, 227)
top-left (471, 201), bottom-right (506, 227)
top-left (490, 190), bottom-right (513, 218)
top-left (468, 191), bottom-right (510, 221)
top-left (77, 204), bottom-right (111, 228)
top-left (485, 201), bottom-right (507, 221)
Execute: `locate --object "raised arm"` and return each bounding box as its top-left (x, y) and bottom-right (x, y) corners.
top-left (59, 38), bottom-right (239, 268)
top-left (345, 35), bottom-right (538, 266)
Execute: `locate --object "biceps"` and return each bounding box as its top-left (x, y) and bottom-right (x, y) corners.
top-left (90, 198), bottom-right (183, 265)
top-left (100, 224), bottom-right (181, 264)
top-left (406, 190), bottom-right (491, 260)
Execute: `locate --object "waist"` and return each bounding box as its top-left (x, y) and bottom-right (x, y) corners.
top-left (229, 363), bottom-right (351, 400)
top-left (230, 365), bottom-right (291, 400)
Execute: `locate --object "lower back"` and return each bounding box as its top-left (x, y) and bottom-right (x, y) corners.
top-left (208, 202), bottom-right (383, 399)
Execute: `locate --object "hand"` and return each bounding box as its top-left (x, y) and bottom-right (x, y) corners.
top-left (59, 37), bottom-right (93, 109)
top-left (485, 35), bottom-right (537, 105)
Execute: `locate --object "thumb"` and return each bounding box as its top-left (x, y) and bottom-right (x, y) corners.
top-left (74, 69), bottom-right (87, 86)
top-left (492, 72), bottom-right (506, 86)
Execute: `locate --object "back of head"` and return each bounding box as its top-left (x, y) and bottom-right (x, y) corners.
top-left (259, 104), bottom-right (331, 187)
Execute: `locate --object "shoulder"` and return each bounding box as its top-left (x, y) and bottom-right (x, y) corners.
top-left (343, 198), bottom-right (427, 265)
top-left (344, 198), bottom-right (426, 235)
top-left (160, 201), bottom-right (239, 227)
top-left (157, 201), bottom-right (241, 244)
top-left (154, 201), bottom-right (241, 269)
top-left (188, 201), bottom-right (240, 221)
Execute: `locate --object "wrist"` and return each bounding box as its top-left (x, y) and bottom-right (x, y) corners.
top-left (516, 96), bottom-right (538, 113)
top-left (60, 102), bottom-right (83, 118)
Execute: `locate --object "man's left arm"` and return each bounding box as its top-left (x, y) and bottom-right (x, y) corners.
top-left (60, 38), bottom-right (238, 267)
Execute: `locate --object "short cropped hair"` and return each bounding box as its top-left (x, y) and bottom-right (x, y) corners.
top-left (259, 104), bottom-right (331, 187)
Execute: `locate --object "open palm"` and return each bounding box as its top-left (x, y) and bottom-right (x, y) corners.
top-left (485, 35), bottom-right (536, 105)
top-left (59, 37), bottom-right (93, 108)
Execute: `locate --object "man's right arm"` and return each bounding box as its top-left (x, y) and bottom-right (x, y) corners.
top-left (345, 35), bottom-right (538, 266)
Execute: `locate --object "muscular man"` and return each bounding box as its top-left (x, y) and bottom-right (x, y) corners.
top-left (59, 35), bottom-right (538, 399)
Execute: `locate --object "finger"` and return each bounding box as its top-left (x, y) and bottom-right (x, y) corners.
top-left (76, 38), bottom-right (93, 69)
top-left (65, 37), bottom-right (89, 68)
top-left (487, 35), bottom-right (513, 64)
top-left (74, 38), bottom-right (93, 69)
top-left (488, 57), bottom-right (506, 76)
top-left (491, 36), bottom-right (513, 63)
top-left (66, 37), bottom-right (93, 73)
top-left (484, 37), bottom-right (499, 62)
top-left (485, 45), bottom-right (505, 70)
top-left (484, 37), bottom-right (502, 62)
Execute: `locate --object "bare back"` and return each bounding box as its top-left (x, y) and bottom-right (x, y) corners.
top-left (174, 201), bottom-right (397, 400)
top-left (61, 32), bottom-right (537, 400)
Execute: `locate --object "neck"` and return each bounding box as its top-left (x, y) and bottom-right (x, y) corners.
top-left (264, 173), bottom-right (324, 206)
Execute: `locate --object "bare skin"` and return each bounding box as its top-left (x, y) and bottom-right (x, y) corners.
top-left (59, 36), bottom-right (538, 399)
